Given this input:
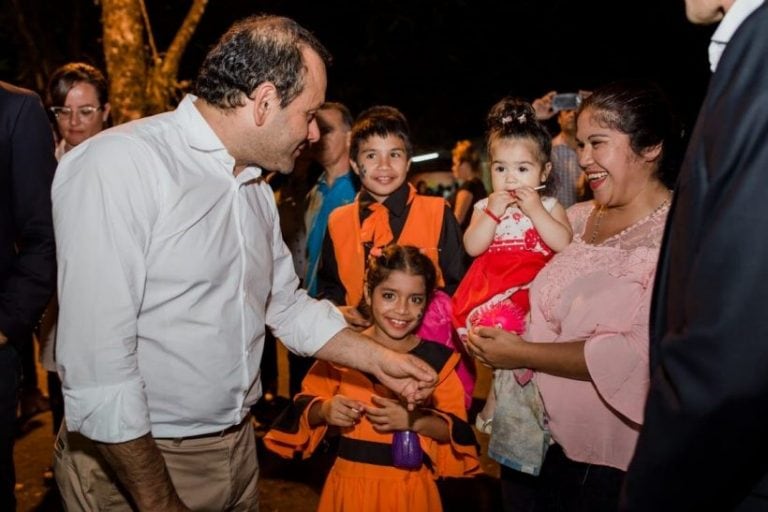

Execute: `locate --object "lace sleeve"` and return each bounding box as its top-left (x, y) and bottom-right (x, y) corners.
top-left (567, 201), bottom-right (595, 239)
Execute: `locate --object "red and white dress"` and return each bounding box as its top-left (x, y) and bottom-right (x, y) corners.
top-left (452, 196), bottom-right (557, 335)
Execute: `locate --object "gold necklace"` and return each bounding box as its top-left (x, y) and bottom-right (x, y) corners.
top-left (588, 196), bottom-right (670, 244)
top-left (588, 205), bottom-right (606, 244)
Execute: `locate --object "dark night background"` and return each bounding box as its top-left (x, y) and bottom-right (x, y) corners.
top-left (0, 0), bottom-right (715, 153)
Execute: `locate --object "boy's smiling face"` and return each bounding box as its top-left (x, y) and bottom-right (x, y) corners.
top-left (351, 134), bottom-right (411, 202)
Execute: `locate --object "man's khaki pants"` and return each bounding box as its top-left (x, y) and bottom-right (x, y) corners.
top-left (53, 418), bottom-right (259, 511)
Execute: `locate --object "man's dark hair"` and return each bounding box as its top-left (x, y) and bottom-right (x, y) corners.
top-left (195, 15), bottom-right (332, 109)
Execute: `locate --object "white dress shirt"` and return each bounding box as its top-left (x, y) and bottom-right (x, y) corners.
top-left (709, 0), bottom-right (764, 71)
top-left (52, 95), bottom-right (347, 442)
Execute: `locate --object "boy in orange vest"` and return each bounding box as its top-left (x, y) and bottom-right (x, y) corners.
top-left (318, 105), bottom-right (467, 331)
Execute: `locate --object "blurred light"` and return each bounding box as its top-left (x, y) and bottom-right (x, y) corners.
top-left (411, 152), bottom-right (439, 163)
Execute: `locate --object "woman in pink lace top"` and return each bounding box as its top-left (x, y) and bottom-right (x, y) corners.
top-left (467, 81), bottom-right (683, 512)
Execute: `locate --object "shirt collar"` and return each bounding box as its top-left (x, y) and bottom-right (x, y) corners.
top-left (359, 181), bottom-right (411, 217)
top-left (319, 169), bottom-right (353, 187)
top-left (709, 0), bottom-right (764, 71)
top-left (176, 94), bottom-right (263, 181)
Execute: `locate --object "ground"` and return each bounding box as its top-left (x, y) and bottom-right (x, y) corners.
top-left (14, 343), bottom-right (501, 511)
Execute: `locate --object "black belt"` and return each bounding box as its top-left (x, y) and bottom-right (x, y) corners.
top-left (338, 437), bottom-right (429, 469)
top-left (156, 414), bottom-right (251, 442)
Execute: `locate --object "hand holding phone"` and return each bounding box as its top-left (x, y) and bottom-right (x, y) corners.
top-left (552, 92), bottom-right (581, 113)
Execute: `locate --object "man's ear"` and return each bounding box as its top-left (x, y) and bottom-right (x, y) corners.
top-left (251, 82), bottom-right (278, 126)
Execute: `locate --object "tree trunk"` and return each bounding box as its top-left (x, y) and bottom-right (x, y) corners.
top-left (101, 0), bottom-right (208, 122)
top-left (145, 0), bottom-right (209, 115)
top-left (101, 0), bottom-right (147, 123)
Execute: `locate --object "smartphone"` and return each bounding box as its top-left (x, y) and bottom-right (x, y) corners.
top-left (552, 92), bottom-right (581, 112)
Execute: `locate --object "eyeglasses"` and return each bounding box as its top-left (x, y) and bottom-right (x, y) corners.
top-left (50, 106), bottom-right (103, 121)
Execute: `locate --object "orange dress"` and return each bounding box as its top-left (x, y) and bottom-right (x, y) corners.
top-left (264, 342), bottom-right (481, 512)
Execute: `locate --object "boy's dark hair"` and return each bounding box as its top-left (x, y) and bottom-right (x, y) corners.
top-left (486, 97), bottom-right (555, 194)
top-left (350, 105), bottom-right (412, 161)
top-left (358, 245), bottom-right (437, 320)
top-left (195, 15), bottom-right (331, 110)
top-left (578, 80), bottom-right (683, 188)
top-left (47, 62), bottom-right (109, 108)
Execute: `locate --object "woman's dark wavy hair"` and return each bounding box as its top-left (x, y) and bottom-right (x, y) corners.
top-left (577, 80), bottom-right (683, 188)
top-left (350, 105), bottom-right (412, 161)
top-left (47, 62), bottom-right (109, 107)
top-left (358, 245), bottom-right (437, 321)
top-left (194, 15), bottom-right (331, 109)
top-left (485, 97), bottom-right (555, 193)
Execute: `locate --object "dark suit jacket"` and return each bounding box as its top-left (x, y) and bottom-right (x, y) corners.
top-left (0, 81), bottom-right (57, 347)
top-left (622, 4), bottom-right (768, 511)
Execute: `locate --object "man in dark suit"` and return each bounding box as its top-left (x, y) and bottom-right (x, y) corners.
top-left (0, 81), bottom-right (57, 509)
top-left (622, 1), bottom-right (768, 511)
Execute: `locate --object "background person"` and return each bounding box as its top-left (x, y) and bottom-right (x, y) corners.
top-left (0, 81), bottom-right (57, 511)
top-left (40, 61), bottom-right (111, 442)
top-left (48, 62), bottom-right (111, 159)
top-left (533, 90), bottom-right (588, 207)
top-left (467, 81), bottom-right (681, 512)
top-left (288, 101), bottom-right (359, 396)
top-left (622, 1), bottom-right (768, 510)
top-left (449, 139), bottom-right (487, 231)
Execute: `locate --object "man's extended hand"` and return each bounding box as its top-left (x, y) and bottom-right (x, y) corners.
top-left (372, 350), bottom-right (437, 410)
top-left (315, 328), bottom-right (438, 410)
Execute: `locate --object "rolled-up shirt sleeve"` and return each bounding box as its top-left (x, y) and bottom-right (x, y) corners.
top-left (53, 134), bottom-right (157, 442)
top-left (262, 184), bottom-right (347, 356)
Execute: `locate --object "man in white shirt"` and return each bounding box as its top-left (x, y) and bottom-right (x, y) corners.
top-left (52, 15), bottom-right (436, 512)
top-left (622, 0), bottom-right (768, 510)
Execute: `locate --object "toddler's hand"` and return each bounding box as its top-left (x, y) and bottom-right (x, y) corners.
top-left (486, 191), bottom-right (515, 217)
top-left (321, 395), bottom-right (366, 427)
top-left (511, 186), bottom-right (544, 217)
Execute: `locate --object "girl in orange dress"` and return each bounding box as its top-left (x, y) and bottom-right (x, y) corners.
top-left (264, 245), bottom-right (480, 511)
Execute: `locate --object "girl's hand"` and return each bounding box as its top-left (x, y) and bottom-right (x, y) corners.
top-left (320, 395), bottom-right (366, 427)
top-left (466, 325), bottom-right (527, 369)
top-left (363, 395), bottom-right (411, 433)
top-left (486, 190), bottom-right (515, 217)
top-left (512, 186), bottom-right (545, 217)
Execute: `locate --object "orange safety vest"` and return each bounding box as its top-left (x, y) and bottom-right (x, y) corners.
top-left (327, 195), bottom-right (446, 307)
